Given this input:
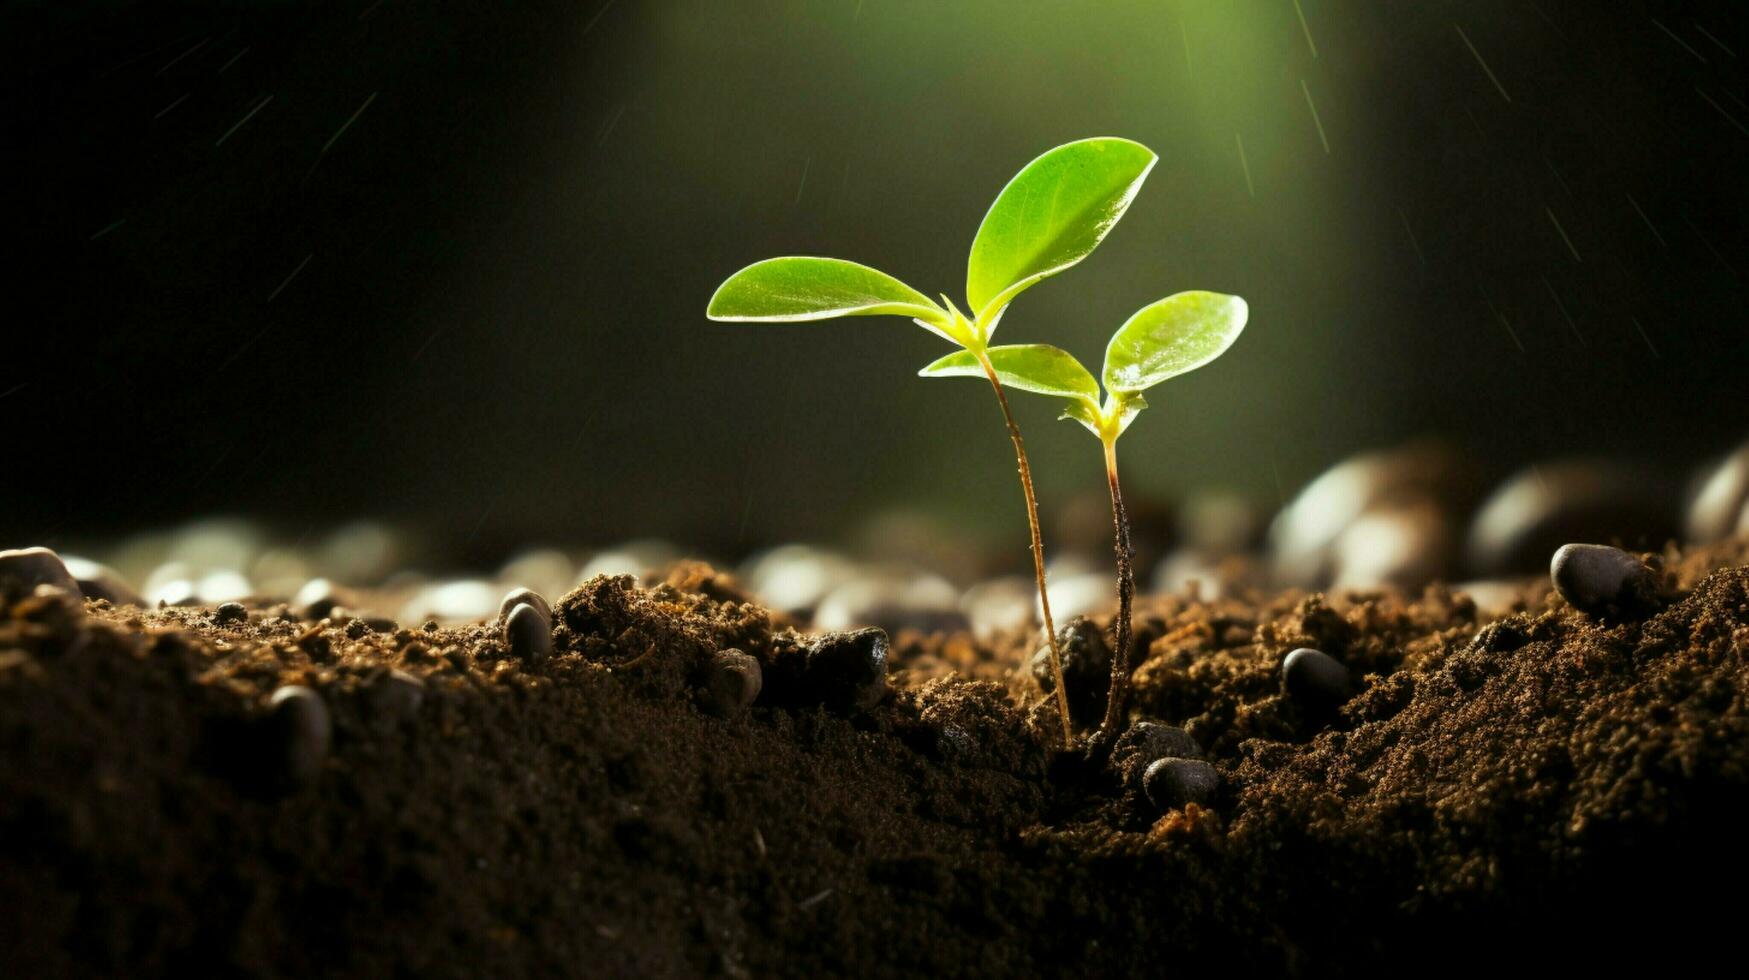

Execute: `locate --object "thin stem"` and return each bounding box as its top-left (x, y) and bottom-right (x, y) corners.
top-left (975, 350), bottom-right (1073, 748)
top-left (1098, 436), bottom-right (1135, 738)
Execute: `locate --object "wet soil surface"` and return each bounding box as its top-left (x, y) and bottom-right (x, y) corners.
top-left (4, 543), bottom-right (1749, 977)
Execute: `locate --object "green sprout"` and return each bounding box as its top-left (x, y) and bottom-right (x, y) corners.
top-left (919, 290), bottom-right (1249, 741)
top-left (706, 138), bottom-right (1157, 746)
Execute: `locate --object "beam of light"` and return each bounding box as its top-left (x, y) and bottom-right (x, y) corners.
top-left (1453, 24), bottom-right (1511, 104)
top-left (1651, 19), bottom-right (1708, 64)
top-left (794, 156), bottom-right (811, 206)
top-left (1682, 215), bottom-right (1738, 275)
top-left (318, 92), bottom-right (379, 158)
top-left (267, 254), bottom-right (314, 303)
top-left (1695, 87), bottom-right (1749, 135)
top-left (1292, 0), bottom-right (1319, 58)
top-left (1485, 300), bottom-right (1525, 353)
top-left (1545, 206), bottom-right (1582, 262)
top-left (1300, 79), bottom-right (1329, 153)
top-left (154, 93), bottom-right (190, 119)
top-left (157, 37), bottom-right (210, 75)
top-left (583, 0), bottom-right (617, 36)
top-left (218, 47), bottom-right (250, 73)
top-left (1693, 22), bottom-right (1737, 58)
top-left (1235, 133), bottom-right (1254, 197)
top-left (1544, 156), bottom-right (1572, 197)
top-left (1629, 317), bottom-right (1660, 358)
top-left (215, 94), bottom-right (273, 147)
top-left (89, 219), bottom-right (125, 241)
top-left (1540, 276), bottom-right (1585, 346)
top-left (1625, 194), bottom-right (1668, 248)
top-left (595, 103), bottom-right (626, 144)
top-left (1397, 208), bottom-right (1426, 267)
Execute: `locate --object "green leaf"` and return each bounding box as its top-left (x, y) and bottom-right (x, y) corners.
top-left (1102, 291), bottom-right (1249, 393)
top-left (919, 344), bottom-right (1100, 402)
top-left (706, 257), bottom-right (948, 325)
top-left (965, 138), bottom-right (1158, 325)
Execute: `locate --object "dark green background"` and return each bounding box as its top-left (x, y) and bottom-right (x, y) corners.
top-left (9, 1), bottom-right (1746, 561)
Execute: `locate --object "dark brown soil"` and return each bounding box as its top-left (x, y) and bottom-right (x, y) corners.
top-left (5, 543), bottom-right (1749, 977)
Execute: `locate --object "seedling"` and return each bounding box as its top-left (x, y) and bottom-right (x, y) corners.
top-left (706, 138), bottom-right (1157, 746)
top-left (919, 290), bottom-right (1249, 741)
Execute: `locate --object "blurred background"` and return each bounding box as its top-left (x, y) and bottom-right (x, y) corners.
top-left (6, 1), bottom-right (1748, 612)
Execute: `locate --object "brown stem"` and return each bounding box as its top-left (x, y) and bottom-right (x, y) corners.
top-left (975, 351), bottom-right (1072, 748)
top-left (1098, 437), bottom-right (1135, 738)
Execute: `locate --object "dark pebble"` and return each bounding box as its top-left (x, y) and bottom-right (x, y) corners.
top-left (369, 669), bottom-right (425, 722)
top-left (503, 602), bottom-right (553, 663)
top-left (267, 685), bottom-right (331, 787)
top-left (498, 587), bottom-right (552, 626)
top-left (1550, 543), bottom-right (1659, 619)
top-left (0, 547), bottom-right (79, 600)
top-left (1282, 648), bottom-right (1351, 709)
top-left (344, 619), bottom-right (370, 639)
top-left (698, 648), bottom-right (762, 716)
top-left (1111, 721), bottom-right (1202, 791)
top-left (1029, 616), bottom-right (1112, 726)
top-left (804, 627), bottom-right (889, 713)
top-left (1143, 757), bottom-right (1220, 811)
top-left (213, 601), bottom-right (248, 625)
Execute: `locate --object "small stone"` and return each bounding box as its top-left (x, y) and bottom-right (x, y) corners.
top-left (503, 602), bottom-right (553, 663)
top-left (294, 579), bottom-right (344, 620)
top-left (0, 547), bottom-right (79, 600)
top-left (1549, 543), bottom-right (1659, 619)
top-left (1686, 445), bottom-right (1749, 543)
top-left (61, 556), bottom-right (146, 607)
top-left (1282, 648), bottom-right (1351, 709)
top-left (1143, 757), bottom-right (1220, 811)
top-left (369, 669), bottom-right (425, 722)
top-left (1030, 616), bottom-right (1112, 726)
top-left (698, 649), bottom-right (762, 716)
top-left (804, 627), bottom-right (889, 712)
top-left (267, 685), bottom-right (331, 787)
top-left (213, 601), bottom-right (248, 625)
top-left (343, 619), bottom-right (370, 639)
top-left (1111, 721), bottom-right (1202, 791)
top-left (497, 587), bottom-right (552, 626)
top-left (1466, 460), bottom-right (1678, 575)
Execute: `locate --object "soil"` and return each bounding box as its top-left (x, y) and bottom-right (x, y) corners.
top-left (5, 543), bottom-right (1749, 977)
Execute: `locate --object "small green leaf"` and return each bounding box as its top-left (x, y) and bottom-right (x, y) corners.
top-left (1102, 291), bottom-right (1249, 393)
top-left (707, 257), bottom-right (947, 325)
top-left (919, 344), bottom-right (1100, 402)
top-left (965, 138), bottom-right (1158, 325)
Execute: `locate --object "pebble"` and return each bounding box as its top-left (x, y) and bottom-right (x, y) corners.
top-left (698, 649), bottom-right (763, 717)
top-left (267, 685), bottom-right (331, 787)
top-left (294, 578), bottom-right (345, 619)
top-left (1282, 648), bottom-right (1352, 709)
top-left (1466, 460), bottom-right (1677, 575)
top-left (804, 627), bottom-right (889, 712)
top-left (503, 602), bottom-right (553, 663)
top-left (496, 549), bottom-right (575, 603)
top-left (213, 601), bottom-right (249, 625)
top-left (497, 587), bottom-right (552, 626)
top-left (1143, 757), bottom-right (1220, 811)
top-left (369, 669), bottom-right (425, 722)
top-left (1330, 503), bottom-right (1451, 591)
top-left (1030, 616), bottom-right (1112, 726)
top-left (61, 556), bottom-right (146, 607)
top-left (1686, 444), bottom-right (1749, 543)
top-left (813, 572), bottom-right (966, 636)
top-left (0, 547), bottom-right (80, 599)
top-left (400, 580), bottom-right (498, 624)
top-left (1270, 446), bottom-right (1464, 587)
top-left (959, 576), bottom-right (1035, 643)
top-left (1549, 543), bottom-right (1658, 619)
top-left (739, 544), bottom-right (856, 617)
top-left (1110, 721), bottom-right (1202, 791)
